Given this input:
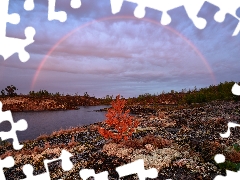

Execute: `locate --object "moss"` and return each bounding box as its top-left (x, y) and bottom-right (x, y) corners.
top-left (218, 161), bottom-right (240, 172)
top-left (233, 143), bottom-right (240, 152)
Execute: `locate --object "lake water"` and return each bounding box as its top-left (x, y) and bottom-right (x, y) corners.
top-left (0, 105), bottom-right (111, 142)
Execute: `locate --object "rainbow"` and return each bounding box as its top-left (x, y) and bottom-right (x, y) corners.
top-left (31, 15), bottom-right (216, 90)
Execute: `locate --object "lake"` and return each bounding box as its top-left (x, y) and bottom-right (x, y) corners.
top-left (0, 105), bottom-right (111, 142)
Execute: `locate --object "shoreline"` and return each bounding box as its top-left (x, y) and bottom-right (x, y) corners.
top-left (0, 96), bottom-right (105, 112)
top-left (0, 95), bottom-right (181, 113)
top-left (1, 100), bottom-right (240, 179)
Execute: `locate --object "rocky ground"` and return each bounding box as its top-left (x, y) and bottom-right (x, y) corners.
top-left (0, 100), bottom-right (240, 179)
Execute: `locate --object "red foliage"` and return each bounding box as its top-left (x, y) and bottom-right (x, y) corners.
top-left (98, 95), bottom-right (139, 142)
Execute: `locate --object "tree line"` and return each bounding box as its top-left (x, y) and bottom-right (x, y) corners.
top-left (1, 81), bottom-right (239, 104)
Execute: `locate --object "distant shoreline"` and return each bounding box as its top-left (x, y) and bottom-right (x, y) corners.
top-left (0, 95), bottom-right (180, 113)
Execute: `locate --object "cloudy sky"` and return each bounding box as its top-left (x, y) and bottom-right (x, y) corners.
top-left (0, 0), bottom-right (240, 98)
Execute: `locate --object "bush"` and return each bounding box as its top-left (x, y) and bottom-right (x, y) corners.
top-left (217, 144), bottom-right (240, 172)
top-left (1, 85), bottom-right (18, 97)
top-left (182, 81), bottom-right (239, 104)
top-left (98, 94), bottom-right (139, 142)
top-left (218, 161), bottom-right (240, 172)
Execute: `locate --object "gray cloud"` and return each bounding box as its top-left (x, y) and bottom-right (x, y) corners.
top-left (1, 0), bottom-right (239, 97)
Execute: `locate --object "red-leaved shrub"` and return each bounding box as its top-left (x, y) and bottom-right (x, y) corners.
top-left (98, 95), bottom-right (139, 142)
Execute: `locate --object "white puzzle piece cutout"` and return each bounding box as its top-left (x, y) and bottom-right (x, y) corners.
top-left (0, 156), bottom-right (14, 180)
top-left (110, 0), bottom-right (240, 35)
top-left (48, 0), bottom-right (82, 22)
top-left (21, 149), bottom-right (73, 180)
top-left (232, 83), bottom-right (240, 96)
top-left (0, 0), bottom-right (36, 62)
top-left (207, 0), bottom-right (240, 36)
top-left (215, 82), bottom-right (240, 179)
top-left (80, 169), bottom-right (109, 180)
top-left (116, 159), bottom-right (158, 180)
top-left (220, 122), bottom-right (240, 138)
top-left (71, 0), bottom-right (82, 9)
top-left (24, 0), bottom-right (35, 11)
top-left (214, 154), bottom-right (240, 180)
top-left (0, 102), bottom-right (28, 150)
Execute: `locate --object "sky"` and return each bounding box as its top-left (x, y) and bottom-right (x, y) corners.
top-left (0, 0), bottom-right (240, 98)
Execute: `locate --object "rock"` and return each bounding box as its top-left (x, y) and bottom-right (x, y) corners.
top-left (145, 144), bottom-right (154, 151)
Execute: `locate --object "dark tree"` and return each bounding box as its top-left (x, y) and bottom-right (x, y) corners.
top-left (1, 89), bottom-right (5, 96)
top-left (84, 92), bottom-right (90, 97)
top-left (4, 85), bottom-right (18, 96)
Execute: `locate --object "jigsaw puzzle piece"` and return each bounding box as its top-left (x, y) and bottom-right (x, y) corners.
top-left (219, 83), bottom-right (240, 138)
top-left (0, 156), bottom-right (14, 180)
top-left (181, 0), bottom-right (207, 29)
top-left (48, 0), bottom-right (67, 22)
top-left (206, 0), bottom-right (240, 22)
top-left (214, 154), bottom-right (240, 179)
top-left (21, 150), bottom-right (73, 179)
top-left (0, 0), bottom-right (36, 62)
top-left (48, 0), bottom-right (81, 22)
top-left (214, 170), bottom-right (240, 180)
top-left (110, 0), bottom-right (185, 25)
top-left (206, 0), bottom-right (240, 36)
top-left (140, 0), bottom-right (187, 25)
top-left (43, 149), bottom-right (73, 172)
top-left (220, 121), bottom-right (240, 138)
top-left (110, 0), bottom-right (207, 27)
top-left (0, 102), bottom-right (28, 150)
top-left (110, 0), bottom-right (240, 36)
top-left (0, 0), bottom-right (20, 38)
top-left (116, 159), bottom-right (158, 180)
top-left (0, 27), bottom-right (36, 62)
top-left (22, 164), bottom-right (50, 180)
top-left (213, 82), bottom-right (240, 179)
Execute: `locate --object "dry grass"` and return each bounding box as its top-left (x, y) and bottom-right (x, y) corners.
top-left (122, 134), bottom-right (172, 150)
top-left (36, 134), bottom-right (49, 141)
top-left (102, 143), bottom-right (134, 159)
top-left (159, 119), bottom-right (176, 128)
top-left (0, 141), bottom-right (86, 166)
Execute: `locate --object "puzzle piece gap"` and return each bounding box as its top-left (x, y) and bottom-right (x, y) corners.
top-left (24, 0), bottom-right (35, 11)
top-left (214, 154), bottom-right (225, 164)
top-left (21, 150), bottom-right (73, 179)
top-left (79, 169), bottom-right (109, 180)
top-left (0, 0), bottom-right (36, 62)
top-left (134, 5), bottom-right (145, 18)
top-left (220, 122), bottom-right (240, 138)
top-left (70, 0), bottom-right (81, 9)
top-left (0, 156), bottom-right (14, 180)
top-left (110, 0), bottom-right (240, 36)
top-left (7, 13), bottom-right (20, 25)
top-left (48, 0), bottom-right (67, 22)
top-left (116, 159), bottom-right (158, 180)
top-left (0, 102), bottom-right (28, 150)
